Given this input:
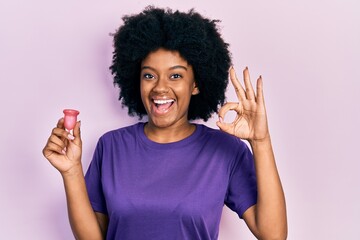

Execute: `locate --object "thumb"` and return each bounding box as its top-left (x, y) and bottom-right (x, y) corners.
top-left (216, 118), bottom-right (233, 134)
top-left (72, 121), bottom-right (82, 145)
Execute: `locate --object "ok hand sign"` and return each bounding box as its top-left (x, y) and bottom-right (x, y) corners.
top-left (217, 67), bottom-right (270, 144)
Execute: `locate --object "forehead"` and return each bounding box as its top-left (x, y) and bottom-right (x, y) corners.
top-left (141, 48), bottom-right (190, 68)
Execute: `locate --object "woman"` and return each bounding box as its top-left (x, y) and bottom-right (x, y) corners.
top-left (43, 7), bottom-right (287, 240)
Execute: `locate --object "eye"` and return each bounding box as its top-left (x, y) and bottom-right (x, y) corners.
top-left (170, 73), bottom-right (182, 79)
top-left (143, 73), bottom-right (154, 79)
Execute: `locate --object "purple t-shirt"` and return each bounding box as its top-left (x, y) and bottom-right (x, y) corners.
top-left (85, 122), bottom-right (257, 239)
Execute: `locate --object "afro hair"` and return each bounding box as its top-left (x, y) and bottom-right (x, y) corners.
top-left (110, 6), bottom-right (231, 121)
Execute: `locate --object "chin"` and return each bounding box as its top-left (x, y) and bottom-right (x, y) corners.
top-left (149, 117), bottom-right (177, 129)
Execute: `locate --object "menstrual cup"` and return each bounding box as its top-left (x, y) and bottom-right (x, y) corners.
top-left (63, 109), bottom-right (80, 131)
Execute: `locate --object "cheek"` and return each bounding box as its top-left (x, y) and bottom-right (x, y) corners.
top-left (176, 86), bottom-right (195, 106)
top-left (140, 83), bottom-right (149, 103)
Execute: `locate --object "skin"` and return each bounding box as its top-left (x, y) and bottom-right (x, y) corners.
top-left (140, 48), bottom-right (199, 143)
top-left (217, 67), bottom-right (287, 239)
top-left (42, 119), bottom-right (106, 239)
top-left (43, 48), bottom-right (287, 239)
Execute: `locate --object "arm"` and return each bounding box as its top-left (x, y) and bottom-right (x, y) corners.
top-left (43, 119), bottom-right (106, 239)
top-left (95, 212), bottom-right (109, 237)
top-left (217, 67), bottom-right (287, 239)
top-left (243, 138), bottom-right (287, 239)
top-left (63, 167), bottom-right (106, 240)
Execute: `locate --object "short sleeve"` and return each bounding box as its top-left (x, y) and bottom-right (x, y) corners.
top-left (85, 138), bottom-right (108, 215)
top-left (224, 140), bottom-right (258, 218)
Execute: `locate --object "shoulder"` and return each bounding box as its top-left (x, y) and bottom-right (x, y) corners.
top-left (198, 124), bottom-right (248, 150)
top-left (92, 122), bottom-right (144, 161)
top-left (99, 122), bottom-right (144, 143)
top-left (196, 124), bottom-right (253, 169)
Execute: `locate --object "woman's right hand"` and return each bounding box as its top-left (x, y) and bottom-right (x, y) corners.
top-left (43, 118), bottom-right (82, 175)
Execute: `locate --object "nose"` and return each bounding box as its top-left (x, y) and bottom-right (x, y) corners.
top-left (153, 76), bottom-right (169, 93)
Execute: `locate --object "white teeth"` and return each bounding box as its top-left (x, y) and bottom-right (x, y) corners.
top-left (153, 99), bottom-right (175, 104)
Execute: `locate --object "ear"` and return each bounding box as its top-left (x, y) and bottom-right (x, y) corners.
top-left (192, 82), bottom-right (200, 95)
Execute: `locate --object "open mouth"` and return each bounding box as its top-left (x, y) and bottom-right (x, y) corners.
top-left (152, 99), bottom-right (175, 113)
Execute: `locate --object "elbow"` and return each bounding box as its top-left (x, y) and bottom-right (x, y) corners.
top-left (257, 228), bottom-right (288, 240)
top-left (254, 222), bottom-right (287, 240)
top-left (264, 233), bottom-right (287, 240)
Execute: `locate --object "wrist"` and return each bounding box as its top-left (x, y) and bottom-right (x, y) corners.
top-left (61, 163), bottom-right (84, 179)
top-left (249, 135), bottom-right (272, 149)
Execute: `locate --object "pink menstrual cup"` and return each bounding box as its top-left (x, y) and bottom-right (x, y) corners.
top-left (63, 109), bottom-right (80, 131)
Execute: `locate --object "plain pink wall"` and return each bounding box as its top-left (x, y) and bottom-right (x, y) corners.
top-left (1, 0), bottom-right (359, 239)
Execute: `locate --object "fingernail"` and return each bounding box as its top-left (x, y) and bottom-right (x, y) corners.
top-left (219, 117), bottom-right (223, 123)
top-left (62, 149), bottom-right (66, 155)
top-left (68, 134), bottom-right (75, 140)
top-left (78, 121), bottom-right (81, 128)
top-left (245, 66), bottom-right (248, 71)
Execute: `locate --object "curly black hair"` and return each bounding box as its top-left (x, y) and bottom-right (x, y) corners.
top-left (110, 6), bottom-right (231, 121)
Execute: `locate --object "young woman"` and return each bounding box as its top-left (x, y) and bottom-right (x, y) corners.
top-left (43, 7), bottom-right (287, 240)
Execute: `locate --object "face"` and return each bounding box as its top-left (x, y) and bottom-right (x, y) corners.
top-left (140, 48), bottom-right (199, 129)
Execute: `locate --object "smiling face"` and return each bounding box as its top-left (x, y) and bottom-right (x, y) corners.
top-left (140, 48), bottom-right (199, 129)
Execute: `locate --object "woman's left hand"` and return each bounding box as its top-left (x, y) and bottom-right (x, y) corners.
top-left (217, 67), bottom-right (270, 143)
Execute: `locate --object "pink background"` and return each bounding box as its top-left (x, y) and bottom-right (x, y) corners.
top-left (1, 0), bottom-right (359, 239)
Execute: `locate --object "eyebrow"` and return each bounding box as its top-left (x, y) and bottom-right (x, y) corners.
top-left (141, 65), bottom-right (188, 71)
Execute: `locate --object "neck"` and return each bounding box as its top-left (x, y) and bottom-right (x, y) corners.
top-left (144, 121), bottom-right (196, 143)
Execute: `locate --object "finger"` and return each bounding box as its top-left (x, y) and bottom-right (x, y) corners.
top-left (218, 102), bottom-right (241, 121)
top-left (243, 67), bottom-right (255, 101)
top-left (48, 134), bottom-right (67, 150)
top-left (256, 75), bottom-right (265, 104)
top-left (43, 141), bottom-right (66, 158)
top-left (216, 120), bottom-right (234, 135)
top-left (57, 118), bottom-right (65, 129)
top-left (217, 102), bottom-right (243, 135)
top-left (52, 127), bottom-right (75, 141)
top-left (72, 121), bottom-right (82, 145)
top-left (56, 118), bottom-right (68, 143)
top-left (229, 66), bottom-right (246, 101)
